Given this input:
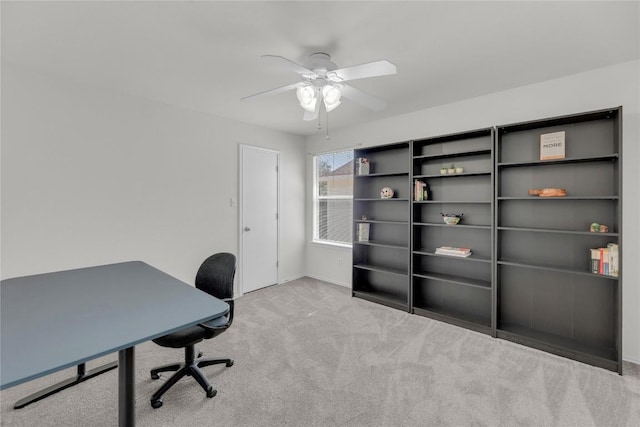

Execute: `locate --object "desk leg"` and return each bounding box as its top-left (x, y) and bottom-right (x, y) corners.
top-left (14, 361), bottom-right (118, 409)
top-left (118, 347), bottom-right (135, 427)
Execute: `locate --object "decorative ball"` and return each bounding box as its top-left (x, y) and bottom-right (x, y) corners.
top-left (380, 187), bottom-right (394, 199)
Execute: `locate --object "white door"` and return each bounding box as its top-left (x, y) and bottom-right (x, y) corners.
top-left (240, 145), bottom-right (279, 293)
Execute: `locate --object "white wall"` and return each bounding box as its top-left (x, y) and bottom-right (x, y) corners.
top-left (305, 60), bottom-right (640, 363)
top-left (0, 64), bottom-right (307, 290)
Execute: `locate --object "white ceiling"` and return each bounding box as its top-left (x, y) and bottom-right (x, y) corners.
top-left (2, 1), bottom-right (639, 136)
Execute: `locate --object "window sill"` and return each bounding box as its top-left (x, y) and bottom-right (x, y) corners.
top-left (310, 240), bottom-right (352, 250)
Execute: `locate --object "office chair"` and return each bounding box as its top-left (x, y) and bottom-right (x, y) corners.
top-left (149, 253), bottom-right (236, 408)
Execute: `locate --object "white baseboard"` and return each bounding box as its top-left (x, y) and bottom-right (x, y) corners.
top-left (305, 274), bottom-right (350, 288)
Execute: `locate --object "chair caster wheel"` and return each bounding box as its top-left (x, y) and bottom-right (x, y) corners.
top-left (151, 373), bottom-right (160, 380)
top-left (226, 360), bottom-right (234, 367)
top-left (206, 388), bottom-right (217, 398)
top-left (151, 399), bottom-right (163, 409)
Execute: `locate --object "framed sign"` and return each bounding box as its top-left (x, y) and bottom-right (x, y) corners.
top-left (540, 131), bottom-right (565, 160)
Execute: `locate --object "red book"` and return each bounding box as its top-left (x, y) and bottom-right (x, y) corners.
top-left (599, 248), bottom-right (604, 275)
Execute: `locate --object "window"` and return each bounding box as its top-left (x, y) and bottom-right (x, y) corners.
top-left (313, 150), bottom-right (354, 246)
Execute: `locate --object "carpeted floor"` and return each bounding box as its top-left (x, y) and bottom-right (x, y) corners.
top-left (1, 276), bottom-right (639, 426)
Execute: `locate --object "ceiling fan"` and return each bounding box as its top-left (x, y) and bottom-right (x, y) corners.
top-left (241, 53), bottom-right (397, 121)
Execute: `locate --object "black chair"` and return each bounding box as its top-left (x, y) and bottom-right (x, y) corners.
top-left (149, 253), bottom-right (236, 408)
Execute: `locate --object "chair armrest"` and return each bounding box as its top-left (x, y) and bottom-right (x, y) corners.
top-left (197, 322), bottom-right (228, 332)
top-left (197, 299), bottom-right (234, 331)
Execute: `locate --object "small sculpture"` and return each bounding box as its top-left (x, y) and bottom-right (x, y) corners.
top-left (590, 223), bottom-right (609, 233)
top-left (380, 187), bottom-right (394, 199)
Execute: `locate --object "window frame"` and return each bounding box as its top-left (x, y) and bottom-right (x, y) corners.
top-left (312, 149), bottom-right (354, 248)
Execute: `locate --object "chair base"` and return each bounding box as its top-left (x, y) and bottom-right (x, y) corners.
top-left (150, 345), bottom-right (233, 408)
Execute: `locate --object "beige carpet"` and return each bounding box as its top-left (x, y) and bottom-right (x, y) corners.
top-left (1, 277), bottom-right (639, 426)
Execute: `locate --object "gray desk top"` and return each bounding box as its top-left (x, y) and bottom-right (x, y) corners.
top-left (0, 261), bottom-right (229, 390)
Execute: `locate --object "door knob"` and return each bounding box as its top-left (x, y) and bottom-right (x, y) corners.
top-left (244, 227), bottom-right (251, 231)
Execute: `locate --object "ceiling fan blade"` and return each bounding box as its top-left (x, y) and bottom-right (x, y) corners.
top-left (328, 60), bottom-right (397, 82)
top-left (340, 84), bottom-right (388, 111)
top-left (241, 82), bottom-right (298, 102)
top-left (261, 55), bottom-right (316, 77)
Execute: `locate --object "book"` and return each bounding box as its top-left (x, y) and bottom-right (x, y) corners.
top-left (599, 248), bottom-right (604, 274)
top-left (414, 180), bottom-right (429, 201)
top-left (357, 223), bottom-right (370, 242)
top-left (607, 243), bottom-right (619, 277)
top-left (589, 248), bottom-right (600, 274)
top-left (436, 251), bottom-right (472, 258)
top-left (540, 131), bottom-right (566, 160)
top-left (435, 246), bottom-right (471, 257)
top-left (598, 247), bottom-right (610, 275)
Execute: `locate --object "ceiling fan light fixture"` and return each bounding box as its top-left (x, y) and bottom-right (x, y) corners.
top-left (296, 85), bottom-right (317, 112)
top-left (322, 84), bottom-right (341, 112)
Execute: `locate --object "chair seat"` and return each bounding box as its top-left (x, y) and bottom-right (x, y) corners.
top-left (152, 315), bottom-right (229, 349)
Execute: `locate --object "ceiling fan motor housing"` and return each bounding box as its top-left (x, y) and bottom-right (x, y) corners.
top-left (305, 52), bottom-right (338, 77)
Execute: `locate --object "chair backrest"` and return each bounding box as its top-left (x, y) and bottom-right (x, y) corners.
top-left (195, 253), bottom-right (236, 300)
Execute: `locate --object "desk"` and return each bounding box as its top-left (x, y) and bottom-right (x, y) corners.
top-left (0, 261), bottom-right (229, 426)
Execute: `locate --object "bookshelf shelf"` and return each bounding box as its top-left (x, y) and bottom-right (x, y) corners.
top-left (415, 222), bottom-right (491, 230)
top-left (497, 259), bottom-right (618, 280)
top-left (413, 148), bottom-right (491, 161)
top-left (497, 196), bottom-right (619, 201)
top-left (414, 249), bottom-right (491, 263)
top-left (353, 240), bottom-right (408, 250)
top-left (413, 271), bottom-right (491, 290)
top-left (413, 200), bottom-right (491, 204)
top-left (497, 153), bottom-right (618, 168)
top-left (353, 263), bottom-right (407, 277)
top-left (355, 219), bottom-right (408, 225)
top-left (413, 306), bottom-right (492, 334)
top-left (412, 307), bottom-right (491, 334)
top-left (354, 198), bottom-right (410, 202)
top-left (496, 325), bottom-right (618, 371)
top-left (497, 226), bottom-right (618, 237)
top-left (414, 171), bottom-right (491, 179)
top-left (355, 171), bottom-right (409, 178)
top-left (352, 290), bottom-right (408, 311)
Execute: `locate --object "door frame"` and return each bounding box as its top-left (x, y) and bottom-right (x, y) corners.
top-left (238, 143), bottom-right (281, 296)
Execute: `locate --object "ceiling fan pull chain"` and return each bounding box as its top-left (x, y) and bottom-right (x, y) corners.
top-left (326, 110), bottom-right (330, 140)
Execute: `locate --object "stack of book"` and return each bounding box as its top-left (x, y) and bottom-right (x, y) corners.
top-left (590, 243), bottom-right (619, 277)
top-left (435, 246), bottom-right (472, 258)
top-left (414, 180), bottom-right (429, 201)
